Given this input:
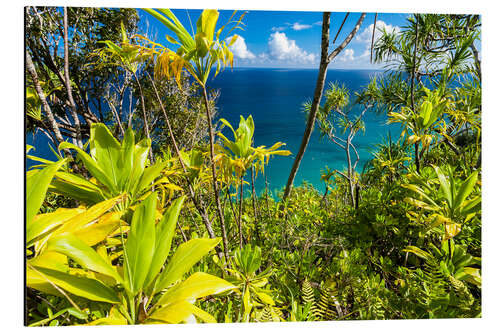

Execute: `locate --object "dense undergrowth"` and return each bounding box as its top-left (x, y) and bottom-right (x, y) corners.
top-left (25, 8), bottom-right (481, 326)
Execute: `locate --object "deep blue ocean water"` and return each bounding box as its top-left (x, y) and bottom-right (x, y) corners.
top-left (209, 68), bottom-right (399, 196)
top-left (27, 68), bottom-right (400, 196)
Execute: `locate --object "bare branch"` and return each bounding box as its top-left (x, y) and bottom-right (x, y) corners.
top-left (328, 13), bottom-right (366, 63)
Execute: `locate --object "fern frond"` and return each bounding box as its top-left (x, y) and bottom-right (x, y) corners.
top-left (257, 306), bottom-right (273, 322)
top-left (301, 280), bottom-right (320, 320)
top-left (317, 284), bottom-right (343, 320)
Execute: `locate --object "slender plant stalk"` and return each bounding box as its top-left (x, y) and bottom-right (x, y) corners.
top-left (177, 219), bottom-right (188, 242)
top-left (131, 71), bottom-right (154, 163)
top-left (202, 86), bottom-right (230, 263)
top-left (410, 16), bottom-right (420, 173)
top-left (264, 171), bottom-right (271, 220)
top-left (238, 175), bottom-right (244, 249)
top-left (145, 72), bottom-right (223, 256)
top-left (370, 13), bottom-right (378, 63)
top-left (282, 13), bottom-right (331, 204)
top-left (227, 188), bottom-right (239, 231)
top-left (346, 133), bottom-right (355, 206)
top-left (250, 165), bottom-right (261, 244)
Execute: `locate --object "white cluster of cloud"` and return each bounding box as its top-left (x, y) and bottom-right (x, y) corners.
top-left (228, 20), bottom-right (403, 68)
top-left (228, 32), bottom-right (316, 66)
top-left (292, 22), bottom-right (312, 31)
top-left (271, 26), bottom-right (287, 32)
top-left (267, 32), bottom-right (315, 63)
top-left (227, 36), bottom-right (255, 59)
top-left (272, 21), bottom-right (321, 32)
top-left (338, 48), bottom-right (355, 62)
top-left (355, 20), bottom-right (401, 45)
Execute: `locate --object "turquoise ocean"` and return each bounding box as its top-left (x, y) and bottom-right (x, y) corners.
top-left (27, 68), bottom-right (399, 196)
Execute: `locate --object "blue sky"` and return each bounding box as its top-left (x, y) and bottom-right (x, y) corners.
top-left (138, 9), bottom-right (411, 69)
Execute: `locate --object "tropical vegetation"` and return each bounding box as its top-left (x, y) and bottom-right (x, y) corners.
top-left (25, 7), bottom-right (481, 326)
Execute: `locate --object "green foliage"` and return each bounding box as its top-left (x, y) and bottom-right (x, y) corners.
top-left (141, 8), bottom-right (245, 87)
top-left (50, 123), bottom-right (178, 208)
top-left (26, 10), bottom-right (481, 326)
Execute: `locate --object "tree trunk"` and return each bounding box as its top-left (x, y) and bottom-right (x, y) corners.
top-left (410, 18), bottom-right (420, 173)
top-left (26, 52), bottom-right (67, 154)
top-left (282, 12), bottom-right (331, 203)
top-left (282, 12), bottom-right (366, 203)
top-left (63, 7), bottom-right (83, 149)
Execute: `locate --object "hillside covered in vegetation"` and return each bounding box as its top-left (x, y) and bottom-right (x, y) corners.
top-left (25, 7), bottom-right (481, 325)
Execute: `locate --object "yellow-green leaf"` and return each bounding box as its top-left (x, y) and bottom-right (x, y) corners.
top-left (26, 159), bottom-right (67, 227)
top-left (27, 266), bottom-right (119, 303)
top-left (47, 233), bottom-right (122, 284)
top-left (156, 238), bottom-right (221, 291)
top-left (157, 272), bottom-right (235, 307)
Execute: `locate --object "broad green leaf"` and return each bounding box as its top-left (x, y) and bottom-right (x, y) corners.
top-left (28, 266), bottom-right (119, 303)
top-left (85, 306), bottom-right (127, 325)
top-left (420, 101), bottom-right (433, 128)
top-left (145, 9), bottom-right (194, 49)
top-left (47, 233), bottom-right (122, 283)
top-left (454, 171), bottom-right (478, 211)
top-left (157, 272), bottom-right (235, 307)
top-left (27, 208), bottom-right (84, 247)
top-left (144, 196), bottom-right (186, 288)
top-left (403, 197), bottom-right (439, 211)
top-left (133, 161), bottom-right (168, 198)
top-left (124, 193), bottom-right (157, 294)
top-left (149, 300), bottom-right (201, 324)
top-left (59, 142), bottom-right (116, 193)
top-left (156, 238), bottom-right (221, 291)
top-left (195, 32), bottom-right (209, 58)
top-left (462, 267), bottom-right (482, 286)
top-left (116, 127), bottom-right (135, 192)
top-left (402, 183), bottom-right (439, 208)
top-left (197, 9), bottom-right (219, 42)
top-left (256, 291), bottom-right (275, 306)
top-left (26, 159), bottom-right (67, 226)
top-left (29, 251), bottom-right (68, 272)
top-left (49, 171), bottom-right (107, 205)
top-left (189, 303), bottom-right (217, 323)
top-left (243, 286), bottom-right (252, 320)
top-left (89, 123), bottom-right (122, 192)
top-left (55, 195), bottom-right (125, 235)
top-left (127, 139), bottom-right (150, 195)
top-left (433, 165), bottom-right (452, 208)
top-left (460, 196), bottom-right (481, 215)
top-left (72, 211), bottom-right (123, 246)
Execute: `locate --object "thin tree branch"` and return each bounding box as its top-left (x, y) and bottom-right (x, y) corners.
top-left (328, 13), bottom-right (366, 62)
